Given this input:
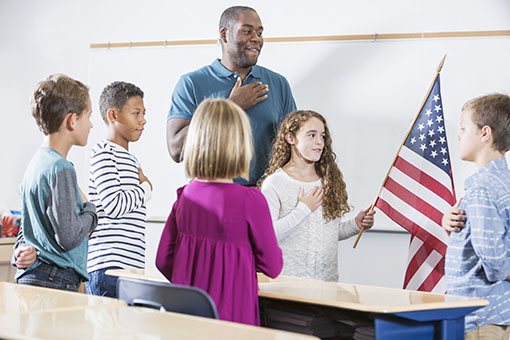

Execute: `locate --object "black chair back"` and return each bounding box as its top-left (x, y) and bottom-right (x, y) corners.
top-left (117, 277), bottom-right (219, 319)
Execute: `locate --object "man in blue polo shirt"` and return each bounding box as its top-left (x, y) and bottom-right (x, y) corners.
top-left (166, 5), bottom-right (296, 186)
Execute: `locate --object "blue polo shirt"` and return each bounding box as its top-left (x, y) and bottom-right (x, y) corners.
top-left (168, 59), bottom-right (296, 186)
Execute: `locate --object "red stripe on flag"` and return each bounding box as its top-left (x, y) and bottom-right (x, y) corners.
top-left (383, 176), bottom-right (444, 227)
top-left (394, 156), bottom-right (455, 205)
top-left (403, 239), bottom-right (431, 288)
top-left (375, 197), bottom-right (447, 255)
top-left (417, 256), bottom-right (445, 292)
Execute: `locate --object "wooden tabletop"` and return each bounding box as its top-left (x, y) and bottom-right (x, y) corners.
top-left (106, 269), bottom-right (488, 314)
top-left (0, 281), bottom-right (317, 339)
top-left (0, 305), bottom-right (317, 340)
top-left (258, 279), bottom-right (488, 313)
top-left (0, 282), bottom-right (317, 340)
top-left (0, 237), bottom-right (16, 245)
top-left (106, 268), bottom-right (167, 283)
top-left (147, 216), bottom-right (167, 223)
top-left (0, 281), bottom-right (125, 314)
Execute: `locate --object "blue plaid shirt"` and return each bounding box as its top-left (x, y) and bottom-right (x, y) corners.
top-left (446, 156), bottom-right (510, 332)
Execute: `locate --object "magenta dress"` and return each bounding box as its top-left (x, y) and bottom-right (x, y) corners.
top-left (156, 181), bottom-right (283, 325)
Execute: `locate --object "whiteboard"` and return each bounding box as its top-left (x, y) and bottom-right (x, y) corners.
top-left (86, 36), bottom-right (510, 231)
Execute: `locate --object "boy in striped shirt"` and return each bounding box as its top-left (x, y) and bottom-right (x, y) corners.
top-left (86, 81), bottom-right (152, 297)
top-left (444, 93), bottom-right (510, 339)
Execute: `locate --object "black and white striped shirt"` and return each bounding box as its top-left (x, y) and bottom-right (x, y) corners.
top-left (87, 140), bottom-right (151, 273)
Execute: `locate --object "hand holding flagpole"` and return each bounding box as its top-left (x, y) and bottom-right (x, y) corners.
top-left (352, 203), bottom-right (376, 248)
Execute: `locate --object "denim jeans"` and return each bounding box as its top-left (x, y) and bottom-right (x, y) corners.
top-left (85, 267), bottom-right (119, 298)
top-left (17, 262), bottom-right (82, 292)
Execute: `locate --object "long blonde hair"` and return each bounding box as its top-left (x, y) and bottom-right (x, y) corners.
top-left (183, 98), bottom-right (253, 180)
top-left (259, 110), bottom-right (351, 221)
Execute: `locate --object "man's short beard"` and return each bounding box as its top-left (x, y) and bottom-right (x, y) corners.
top-left (229, 49), bottom-right (257, 68)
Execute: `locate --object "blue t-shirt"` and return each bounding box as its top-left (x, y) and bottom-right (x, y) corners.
top-left (17, 147), bottom-right (97, 280)
top-left (168, 59), bottom-right (296, 186)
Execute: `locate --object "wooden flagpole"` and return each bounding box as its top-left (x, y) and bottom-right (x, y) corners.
top-left (352, 55), bottom-right (447, 248)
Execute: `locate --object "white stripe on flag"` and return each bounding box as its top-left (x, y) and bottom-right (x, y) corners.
top-left (400, 146), bottom-right (454, 192)
top-left (388, 166), bottom-right (451, 213)
top-left (379, 187), bottom-right (449, 244)
top-left (431, 275), bottom-right (446, 294)
top-left (405, 248), bottom-right (443, 290)
top-left (407, 235), bottom-right (424, 261)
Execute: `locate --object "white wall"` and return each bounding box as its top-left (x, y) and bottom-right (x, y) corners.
top-left (1, 0), bottom-right (509, 288)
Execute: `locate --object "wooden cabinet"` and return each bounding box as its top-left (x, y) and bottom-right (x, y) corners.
top-left (0, 238), bottom-right (15, 282)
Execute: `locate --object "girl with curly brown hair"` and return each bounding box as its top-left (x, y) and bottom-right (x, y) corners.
top-left (259, 110), bottom-right (375, 281)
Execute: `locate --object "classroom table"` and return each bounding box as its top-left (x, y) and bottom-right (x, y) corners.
top-left (106, 267), bottom-right (167, 283)
top-left (0, 281), bottom-right (316, 340)
top-left (0, 305), bottom-right (317, 340)
top-left (0, 281), bottom-right (125, 314)
top-left (0, 237), bottom-right (16, 282)
top-left (106, 269), bottom-right (488, 340)
top-left (258, 279), bottom-right (488, 340)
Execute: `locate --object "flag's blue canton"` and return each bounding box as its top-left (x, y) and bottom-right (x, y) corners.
top-left (404, 76), bottom-right (452, 175)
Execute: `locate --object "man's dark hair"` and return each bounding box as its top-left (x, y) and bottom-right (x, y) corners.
top-left (99, 81), bottom-right (144, 123)
top-left (219, 6), bottom-right (256, 30)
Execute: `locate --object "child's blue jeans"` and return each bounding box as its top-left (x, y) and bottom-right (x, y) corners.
top-left (85, 267), bottom-right (119, 298)
top-left (17, 262), bottom-right (82, 292)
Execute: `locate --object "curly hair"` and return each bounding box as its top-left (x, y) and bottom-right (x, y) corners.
top-left (259, 110), bottom-right (351, 221)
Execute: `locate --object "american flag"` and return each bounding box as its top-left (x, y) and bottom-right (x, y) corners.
top-left (375, 75), bottom-right (455, 293)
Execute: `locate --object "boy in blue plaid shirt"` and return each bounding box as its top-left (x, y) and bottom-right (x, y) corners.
top-left (443, 93), bottom-right (510, 340)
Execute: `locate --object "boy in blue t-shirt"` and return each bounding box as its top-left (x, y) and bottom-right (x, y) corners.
top-left (13, 74), bottom-right (98, 291)
top-left (443, 93), bottom-right (510, 339)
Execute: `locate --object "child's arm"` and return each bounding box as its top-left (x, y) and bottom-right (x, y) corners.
top-left (155, 189), bottom-right (181, 282)
top-left (11, 230), bottom-right (37, 269)
top-left (90, 150), bottom-right (148, 218)
top-left (337, 219), bottom-right (362, 241)
top-left (441, 203), bottom-right (465, 234)
top-left (261, 180), bottom-right (321, 242)
top-left (468, 188), bottom-right (510, 282)
top-left (138, 166), bottom-right (153, 195)
top-left (338, 207), bottom-right (376, 240)
top-left (355, 207), bottom-right (376, 230)
top-left (14, 246), bottom-right (37, 269)
top-left (47, 168), bottom-right (98, 251)
top-left (247, 189), bottom-right (283, 278)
